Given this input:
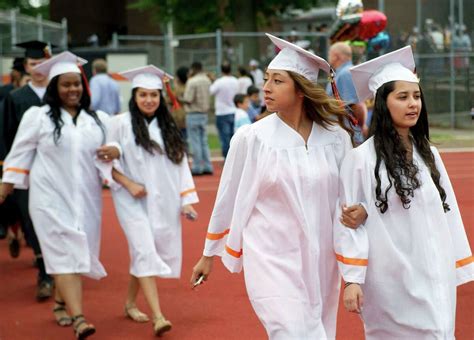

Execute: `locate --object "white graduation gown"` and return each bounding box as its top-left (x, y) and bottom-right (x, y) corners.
top-left (203, 113), bottom-right (352, 340)
top-left (108, 112), bottom-right (198, 278)
top-left (2, 105), bottom-right (111, 279)
top-left (334, 137), bottom-right (474, 339)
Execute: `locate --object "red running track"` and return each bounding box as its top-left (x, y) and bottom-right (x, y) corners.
top-left (0, 152), bottom-right (473, 339)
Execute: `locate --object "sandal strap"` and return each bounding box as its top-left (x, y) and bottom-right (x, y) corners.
top-left (73, 318), bottom-right (87, 331)
top-left (53, 306), bottom-right (67, 313)
top-left (72, 314), bottom-right (85, 321)
top-left (55, 300), bottom-right (66, 306)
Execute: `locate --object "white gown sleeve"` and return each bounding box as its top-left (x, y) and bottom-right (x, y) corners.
top-left (203, 125), bottom-right (261, 272)
top-left (432, 147), bottom-right (474, 286)
top-left (179, 154), bottom-right (199, 206)
top-left (93, 111), bottom-right (121, 190)
top-left (2, 106), bottom-right (42, 189)
top-left (333, 147), bottom-right (371, 284)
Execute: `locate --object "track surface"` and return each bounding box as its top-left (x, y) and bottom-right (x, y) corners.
top-left (0, 152), bottom-right (473, 339)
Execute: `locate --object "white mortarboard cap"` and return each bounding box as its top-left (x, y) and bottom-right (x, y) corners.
top-left (119, 65), bottom-right (173, 90)
top-left (266, 33), bottom-right (331, 82)
top-left (350, 46), bottom-right (419, 101)
top-left (33, 51), bottom-right (87, 80)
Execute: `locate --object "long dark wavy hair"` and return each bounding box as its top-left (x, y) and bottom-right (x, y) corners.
top-left (288, 71), bottom-right (354, 136)
top-left (43, 74), bottom-right (105, 144)
top-left (129, 88), bottom-right (186, 164)
top-left (370, 81), bottom-right (449, 213)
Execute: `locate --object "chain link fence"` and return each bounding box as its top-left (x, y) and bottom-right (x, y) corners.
top-left (113, 31), bottom-right (473, 128)
top-left (0, 9), bottom-right (68, 81)
top-left (0, 9), bottom-right (67, 51)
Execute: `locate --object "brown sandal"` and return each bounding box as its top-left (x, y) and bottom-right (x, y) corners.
top-left (153, 315), bottom-right (172, 337)
top-left (124, 304), bottom-right (149, 323)
top-left (72, 314), bottom-right (95, 340)
top-left (53, 300), bottom-right (72, 327)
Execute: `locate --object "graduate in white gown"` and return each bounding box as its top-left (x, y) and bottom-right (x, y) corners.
top-left (191, 34), bottom-right (357, 339)
top-left (334, 46), bottom-right (474, 339)
top-left (106, 65), bottom-right (198, 337)
top-left (0, 52), bottom-right (121, 339)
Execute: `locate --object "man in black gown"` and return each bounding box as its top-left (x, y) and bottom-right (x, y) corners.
top-left (2, 41), bottom-right (54, 301)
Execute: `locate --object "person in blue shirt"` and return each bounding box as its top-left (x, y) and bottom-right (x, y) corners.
top-left (90, 59), bottom-right (121, 115)
top-left (326, 42), bottom-right (368, 145)
top-left (233, 94), bottom-right (251, 132)
top-left (246, 85), bottom-right (261, 122)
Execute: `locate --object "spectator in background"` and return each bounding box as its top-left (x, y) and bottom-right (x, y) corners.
top-left (237, 66), bottom-right (253, 95)
top-left (171, 66), bottom-right (189, 140)
top-left (327, 42), bottom-right (368, 145)
top-left (246, 85), bottom-right (261, 122)
top-left (90, 59), bottom-right (121, 115)
top-left (183, 62), bottom-right (213, 176)
top-left (453, 25), bottom-right (472, 73)
top-left (249, 59), bottom-right (264, 95)
top-left (209, 62), bottom-right (239, 159)
top-left (233, 94), bottom-right (251, 132)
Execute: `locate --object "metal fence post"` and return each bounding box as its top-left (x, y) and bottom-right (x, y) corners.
top-left (112, 32), bottom-right (118, 49)
top-left (416, 0), bottom-right (421, 40)
top-left (166, 20), bottom-right (175, 73)
top-left (61, 18), bottom-right (68, 49)
top-left (378, 0), bottom-right (385, 13)
top-left (10, 8), bottom-right (17, 47)
top-left (458, 0), bottom-right (464, 27)
top-left (216, 29), bottom-right (222, 75)
top-left (37, 14), bottom-right (44, 41)
top-left (449, 0), bottom-right (455, 129)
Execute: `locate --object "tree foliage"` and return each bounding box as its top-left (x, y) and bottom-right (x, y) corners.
top-left (130, 0), bottom-right (333, 34)
top-left (0, 0), bottom-right (49, 19)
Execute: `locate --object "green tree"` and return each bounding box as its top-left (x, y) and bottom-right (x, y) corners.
top-left (0, 0), bottom-right (49, 19)
top-left (130, 0), bottom-right (334, 64)
top-left (130, 0), bottom-right (332, 34)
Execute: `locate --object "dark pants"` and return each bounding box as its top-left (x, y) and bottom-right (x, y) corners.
top-left (215, 114), bottom-right (235, 159)
top-left (13, 189), bottom-right (50, 282)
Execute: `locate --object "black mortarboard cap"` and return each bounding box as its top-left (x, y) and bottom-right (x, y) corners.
top-left (15, 40), bottom-right (54, 59)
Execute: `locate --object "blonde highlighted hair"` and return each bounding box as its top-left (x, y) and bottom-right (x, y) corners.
top-left (288, 71), bottom-right (353, 136)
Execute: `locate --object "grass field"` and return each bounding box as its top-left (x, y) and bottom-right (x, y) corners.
top-left (206, 128), bottom-right (474, 154)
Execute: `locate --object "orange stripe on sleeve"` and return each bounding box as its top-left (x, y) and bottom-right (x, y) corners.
top-left (225, 245), bottom-right (243, 258)
top-left (4, 167), bottom-right (30, 175)
top-left (180, 188), bottom-right (196, 197)
top-left (456, 255), bottom-right (474, 268)
top-left (335, 253), bottom-right (368, 266)
top-left (206, 229), bottom-right (230, 240)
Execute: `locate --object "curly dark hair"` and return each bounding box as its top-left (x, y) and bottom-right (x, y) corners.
top-left (43, 74), bottom-right (105, 144)
top-left (370, 81), bottom-right (449, 213)
top-left (129, 88), bottom-right (186, 164)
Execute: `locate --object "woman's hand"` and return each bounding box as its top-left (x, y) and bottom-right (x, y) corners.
top-left (96, 145), bottom-right (120, 162)
top-left (0, 183), bottom-right (14, 205)
top-left (344, 283), bottom-right (364, 313)
top-left (340, 204), bottom-right (368, 229)
top-left (126, 182), bottom-right (147, 198)
top-left (190, 256), bottom-right (214, 287)
top-left (181, 204), bottom-right (198, 221)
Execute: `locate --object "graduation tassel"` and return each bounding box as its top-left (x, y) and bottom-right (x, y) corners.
top-left (330, 67), bottom-right (358, 126)
top-left (165, 80), bottom-right (181, 111)
top-left (78, 64), bottom-right (91, 98)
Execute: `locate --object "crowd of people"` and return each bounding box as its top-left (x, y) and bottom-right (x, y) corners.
top-left (0, 32), bottom-right (473, 340)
